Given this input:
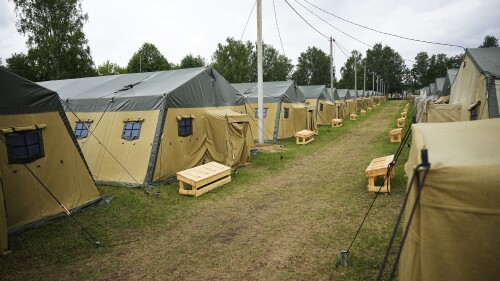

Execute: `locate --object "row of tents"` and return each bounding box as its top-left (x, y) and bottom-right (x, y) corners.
top-left (400, 47), bottom-right (500, 280)
top-left (0, 66), bottom-right (386, 256)
top-left (414, 47), bottom-right (500, 123)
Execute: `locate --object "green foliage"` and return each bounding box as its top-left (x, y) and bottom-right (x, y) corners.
top-left (126, 42), bottom-right (171, 73)
top-left (211, 37), bottom-right (292, 83)
top-left (479, 35), bottom-right (499, 48)
top-left (364, 43), bottom-right (406, 94)
top-left (178, 54), bottom-right (205, 69)
top-left (292, 46), bottom-right (332, 87)
top-left (211, 37), bottom-right (256, 83)
top-left (410, 52), bottom-right (463, 89)
top-left (337, 50), bottom-right (363, 89)
top-left (97, 60), bottom-right (126, 76)
top-left (10, 0), bottom-right (96, 81)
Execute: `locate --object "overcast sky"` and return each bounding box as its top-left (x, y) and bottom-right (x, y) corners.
top-left (1, 0), bottom-right (499, 79)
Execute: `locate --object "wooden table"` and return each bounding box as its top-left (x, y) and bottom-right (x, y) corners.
top-left (177, 162), bottom-right (231, 197)
top-left (295, 129), bottom-right (315, 145)
top-left (365, 155), bottom-right (395, 194)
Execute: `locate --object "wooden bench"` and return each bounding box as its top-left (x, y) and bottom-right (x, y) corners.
top-left (367, 107), bottom-right (372, 112)
top-left (390, 128), bottom-right (403, 143)
top-left (397, 118), bottom-right (406, 128)
top-left (177, 162), bottom-right (231, 197)
top-left (365, 155), bottom-right (395, 194)
top-left (401, 111), bottom-right (407, 118)
top-left (350, 114), bottom-right (357, 121)
top-left (360, 110), bottom-right (366, 116)
top-left (295, 129), bottom-right (315, 145)
top-left (331, 118), bottom-right (343, 128)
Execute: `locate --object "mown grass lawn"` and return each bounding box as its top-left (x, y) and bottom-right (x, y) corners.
top-left (1, 100), bottom-right (411, 280)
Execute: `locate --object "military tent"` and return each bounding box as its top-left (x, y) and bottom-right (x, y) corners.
top-left (299, 85), bottom-right (335, 125)
top-left (39, 67), bottom-right (253, 186)
top-left (233, 81), bottom-right (309, 142)
top-left (0, 69), bottom-right (101, 255)
top-left (328, 88), bottom-right (348, 119)
top-left (448, 47), bottom-right (500, 121)
top-left (400, 119), bottom-right (500, 281)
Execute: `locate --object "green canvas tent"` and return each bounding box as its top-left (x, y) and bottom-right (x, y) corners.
top-left (400, 119), bottom-right (500, 281)
top-left (299, 85), bottom-right (335, 125)
top-left (0, 69), bottom-right (101, 256)
top-left (233, 81), bottom-right (309, 142)
top-left (39, 67), bottom-right (253, 186)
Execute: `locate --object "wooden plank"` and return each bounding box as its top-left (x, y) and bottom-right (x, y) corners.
top-left (178, 175), bottom-right (232, 197)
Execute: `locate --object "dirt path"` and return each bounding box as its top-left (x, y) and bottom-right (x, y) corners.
top-left (72, 101), bottom-right (404, 280)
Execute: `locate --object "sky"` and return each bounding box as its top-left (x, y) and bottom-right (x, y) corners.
top-left (1, 0), bottom-right (499, 80)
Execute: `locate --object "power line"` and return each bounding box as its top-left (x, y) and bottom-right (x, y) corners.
top-left (283, 0), bottom-right (329, 39)
top-left (302, 0), bottom-right (466, 50)
top-left (240, 1), bottom-right (256, 41)
top-left (294, 0), bottom-right (373, 48)
top-left (273, 0), bottom-right (287, 57)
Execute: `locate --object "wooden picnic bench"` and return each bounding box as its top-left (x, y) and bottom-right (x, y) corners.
top-left (365, 155), bottom-right (395, 194)
top-left (295, 129), bottom-right (315, 145)
top-left (177, 162), bottom-right (231, 197)
top-left (331, 118), bottom-right (343, 128)
top-left (350, 114), bottom-right (357, 121)
top-left (397, 118), bottom-right (406, 128)
top-left (390, 128), bottom-right (402, 143)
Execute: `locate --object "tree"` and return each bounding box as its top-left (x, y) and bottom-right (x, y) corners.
top-left (6, 53), bottom-right (38, 81)
top-left (179, 54), bottom-right (205, 69)
top-left (337, 50), bottom-right (363, 89)
top-left (127, 43), bottom-right (171, 73)
top-left (365, 43), bottom-right (406, 93)
top-left (427, 54), bottom-right (449, 82)
top-left (260, 44), bottom-right (293, 81)
top-left (411, 52), bottom-right (430, 89)
top-left (211, 38), bottom-right (292, 83)
top-left (10, 0), bottom-right (96, 81)
top-left (292, 46), bottom-right (332, 87)
top-left (211, 37), bottom-right (256, 83)
top-left (479, 35), bottom-right (499, 48)
top-left (97, 60), bottom-right (126, 76)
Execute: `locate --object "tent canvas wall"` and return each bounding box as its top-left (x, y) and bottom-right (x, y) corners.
top-left (449, 47), bottom-right (500, 121)
top-left (328, 88), bottom-right (347, 119)
top-left (39, 67), bottom-right (253, 186)
top-left (0, 69), bottom-right (101, 255)
top-left (233, 81), bottom-right (308, 142)
top-left (400, 119), bottom-right (500, 281)
top-left (299, 85), bottom-right (335, 125)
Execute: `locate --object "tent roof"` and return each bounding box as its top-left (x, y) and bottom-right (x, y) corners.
top-left (429, 83), bottom-right (437, 95)
top-left (298, 85), bottom-right (331, 101)
top-left (232, 81), bottom-right (305, 103)
top-left (447, 69), bottom-right (458, 84)
top-left (38, 67), bottom-right (244, 111)
top-left (467, 47), bottom-right (500, 77)
top-left (349, 89), bottom-right (359, 98)
top-left (327, 88), bottom-right (340, 100)
top-left (0, 69), bottom-right (61, 115)
top-left (337, 89), bottom-right (351, 99)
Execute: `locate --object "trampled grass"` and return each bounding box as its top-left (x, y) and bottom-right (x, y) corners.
top-left (0, 100), bottom-right (412, 280)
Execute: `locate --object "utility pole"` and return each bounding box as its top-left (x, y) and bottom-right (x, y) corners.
top-left (354, 54), bottom-right (357, 94)
top-left (363, 65), bottom-right (366, 96)
top-left (330, 37), bottom-right (334, 100)
top-left (372, 72), bottom-right (375, 93)
top-left (139, 56), bottom-right (142, 73)
top-left (257, 0), bottom-right (264, 143)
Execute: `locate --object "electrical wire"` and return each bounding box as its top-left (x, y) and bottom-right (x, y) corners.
top-left (283, 0), bottom-right (329, 39)
top-left (302, 0), bottom-right (466, 50)
top-left (240, 1), bottom-right (257, 41)
top-left (294, 0), bottom-right (373, 48)
top-left (273, 0), bottom-right (287, 57)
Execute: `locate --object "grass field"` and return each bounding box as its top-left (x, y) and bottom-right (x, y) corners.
top-left (0, 100), bottom-right (411, 280)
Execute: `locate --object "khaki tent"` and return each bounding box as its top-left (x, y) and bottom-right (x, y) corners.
top-left (233, 81), bottom-right (309, 142)
top-left (328, 88), bottom-right (348, 119)
top-left (0, 69), bottom-right (101, 255)
top-left (299, 85), bottom-right (335, 125)
top-left (426, 48), bottom-right (500, 123)
top-left (400, 119), bottom-right (500, 281)
top-left (204, 109), bottom-right (253, 168)
top-left (39, 67), bottom-right (252, 186)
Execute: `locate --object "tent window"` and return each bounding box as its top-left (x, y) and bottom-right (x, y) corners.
top-left (5, 129), bottom-right (45, 164)
top-left (255, 108), bottom-right (268, 118)
top-left (178, 117), bottom-right (193, 137)
top-left (122, 121), bottom-right (142, 141)
top-left (74, 122), bottom-right (91, 139)
top-left (469, 101), bottom-right (481, 121)
top-left (320, 103), bottom-right (324, 111)
top-left (284, 107), bottom-right (289, 119)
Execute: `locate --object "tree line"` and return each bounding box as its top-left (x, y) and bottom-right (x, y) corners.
top-left (2, 0), bottom-right (498, 94)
